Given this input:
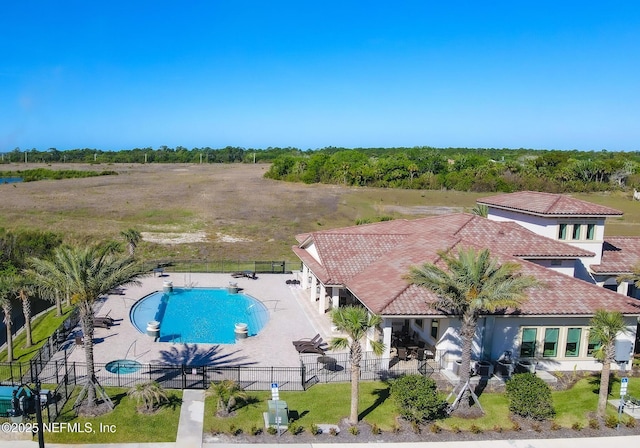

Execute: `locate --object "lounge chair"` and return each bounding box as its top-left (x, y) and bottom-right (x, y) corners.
top-left (295, 341), bottom-right (328, 354)
top-left (243, 271), bottom-right (257, 279)
top-left (95, 316), bottom-right (115, 325)
top-left (293, 333), bottom-right (322, 348)
top-left (93, 318), bottom-right (111, 329)
top-left (397, 347), bottom-right (409, 361)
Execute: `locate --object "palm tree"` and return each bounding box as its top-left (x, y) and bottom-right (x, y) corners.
top-left (9, 274), bottom-right (36, 348)
top-left (127, 381), bottom-right (168, 413)
top-left (207, 379), bottom-right (248, 416)
top-left (28, 244), bottom-right (147, 410)
top-left (0, 277), bottom-right (14, 362)
top-left (589, 309), bottom-right (628, 420)
top-left (407, 247), bottom-right (539, 415)
top-left (330, 305), bottom-right (385, 425)
top-left (120, 229), bottom-right (142, 257)
top-left (470, 204), bottom-right (488, 217)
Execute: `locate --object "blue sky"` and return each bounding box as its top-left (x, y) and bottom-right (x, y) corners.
top-left (1, 1), bottom-right (639, 151)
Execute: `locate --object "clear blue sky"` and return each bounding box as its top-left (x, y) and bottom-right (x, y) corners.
top-left (1, 1), bottom-right (639, 152)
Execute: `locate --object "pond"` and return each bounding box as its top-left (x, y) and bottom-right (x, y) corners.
top-left (0, 177), bottom-right (23, 184)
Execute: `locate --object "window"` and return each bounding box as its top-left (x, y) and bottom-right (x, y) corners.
top-left (543, 328), bottom-right (559, 357)
top-left (415, 319), bottom-right (423, 329)
top-left (520, 328), bottom-right (537, 357)
top-left (587, 332), bottom-right (601, 356)
top-left (565, 328), bottom-right (582, 357)
top-left (586, 224), bottom-right (595, 240)
top-left (571, 224), bottom-right (581, 240)
top-left (430, 319), bottom-right (439, 339)
top-left (558, 223), bottom-right (567, 240)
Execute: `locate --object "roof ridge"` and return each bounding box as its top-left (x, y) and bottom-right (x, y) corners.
top-left (450, 213), bottom-right (476, 237)
top-left (546, 193), bottom-right (564, 214)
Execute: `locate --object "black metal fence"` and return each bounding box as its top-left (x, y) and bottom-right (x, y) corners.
top-left (143, 259), bottom-right (301, 275)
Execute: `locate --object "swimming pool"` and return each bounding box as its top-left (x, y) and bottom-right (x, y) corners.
top-left (130, 287), bottom-right (270, 344)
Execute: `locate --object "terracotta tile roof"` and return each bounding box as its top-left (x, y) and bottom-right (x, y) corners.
top-left (477, 191), bottom-right (623, 217)
top-left (591, 237), bottom-right (640, 274)
top-left (379, 244), bottom-right (640, 316)
top-left (294, 214), bottom-right (640, 317)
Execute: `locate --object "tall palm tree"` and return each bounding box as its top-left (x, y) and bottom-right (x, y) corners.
top-left (11, 274), bottom-right (36, 348)
top-left (589, 309), bottom-right (628, 420)
top-left (330, 305), bottom-right (385, 425)
top-left (0, 276), bottom-right (14, 362)
top-left (407, 247), bottom-right (539, 414)
top-left (120, 229), bottom-right (142, 257)
top-left (29, 244), bottom-right (147, 410)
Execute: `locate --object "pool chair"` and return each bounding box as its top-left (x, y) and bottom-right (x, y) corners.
top-left (93, 318), bottom-right (112, 328)
top-left (295, 341), bottom-right (328, 354)
top-left (292, 333), bottom-right (322, 349)
top-left (94, 316), bottom-right (115, 326)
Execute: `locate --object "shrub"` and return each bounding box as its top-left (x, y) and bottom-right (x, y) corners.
top-left (510, 419), bottom-right (521, 431)
top-left (391, 423), bottom-right (401, 434)
top-left (470, 424), bottom-right (482, 434)
top-left (505, 373), bottom-right (555, 420)
top-left (250, 425), bottom-right (262, 436)
top-left (605, 415), bottom-right (618, 429)
top-left (430, 423), bottom-right (442, 434)
top-left (572, 422), bottom-right (583, 431)
top-left (329, 427), bottom-right (339, 436)
top-left (411, 421), bottom-right (421, 434)
top-left (493, 425), bottom-right (503, 433)
top-left (371, 423), bottom-right (381, 435)
top-left (348, 425), bottom-right (360, 436)
top-left (550, 421), bottom-right (561, 431)
top-left (625, 417), bottom-right (636, 428)
top-left (290, 424), bottom-right (304, 435)
top-left (450, 424), bottom-right (461, 433)
top-left (588, 418), bottom-right (599, 430)
top-left (266, 426), bottom-right (278, 435)
top-left (390, 374), bottom-right (448, 422)
top-left (309, 423), bottom-right (320, 435)
top-left (531, 422), bottom-right (542, 432)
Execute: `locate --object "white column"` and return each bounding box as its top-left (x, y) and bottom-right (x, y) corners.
top-left (618, 281), bottom-right (630, 296)
top-left (331, 287), bottom-right (340, 309)
top-left (310, 275), bottom-right (317, 303)
top-left (302, 265), bottom-right (309, 289)
top-left (380, 319), bottom-right (393, 370)
top-left (318, 283), bottom-right (327, 313)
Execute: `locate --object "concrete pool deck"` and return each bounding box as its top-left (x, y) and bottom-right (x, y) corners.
top-left (64, 272), bottom-right (341, 369)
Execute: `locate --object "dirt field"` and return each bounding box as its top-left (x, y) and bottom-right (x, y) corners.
top-left (1, 162), bottom-right (637, 263)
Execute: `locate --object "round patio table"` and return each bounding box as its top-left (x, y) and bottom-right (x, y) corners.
top-left (317, 356), bottom-right (337, 371)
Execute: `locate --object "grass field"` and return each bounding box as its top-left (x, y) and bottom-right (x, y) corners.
top-left (2, 162), bottom-right (636, 263)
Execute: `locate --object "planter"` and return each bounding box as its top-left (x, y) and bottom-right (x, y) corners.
top-left (475, 360), bottom-right (494, 377)
top-left (516, 359), bottom-right (536, 374)
top-left (235, 323), bottom-right (248, 339)
top-left (146, 320), bottom-right (160, 337)
top-left (495, 360), bottom-right (513, 378)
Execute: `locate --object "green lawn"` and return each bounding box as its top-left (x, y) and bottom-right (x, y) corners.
top-left (205, 375), bottom-right (640, 435)
top-left (45, 386), bottom-right (182, 444)
top-left (0, 305), bottom-right (74, 363)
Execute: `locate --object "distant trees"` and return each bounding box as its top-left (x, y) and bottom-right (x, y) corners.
top-left (263, 147), bottom-right (640, 193)
top-left (3, 145), bottom-right (640, 194)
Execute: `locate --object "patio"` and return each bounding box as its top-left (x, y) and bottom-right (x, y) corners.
top-left (64, 272), bottom-right (342, 369)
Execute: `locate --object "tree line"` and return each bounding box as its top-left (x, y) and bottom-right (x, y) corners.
top-left (3, 145), bottom-right (639, 193)
top-left (264, 147), bottom-right (640, 193)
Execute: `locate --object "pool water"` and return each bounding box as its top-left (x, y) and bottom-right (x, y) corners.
top-left (105, 359), bottom-right (142, 374)
top-left (130, 287), bottom-right (270, 344)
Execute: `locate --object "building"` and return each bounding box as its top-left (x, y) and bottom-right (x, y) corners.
top-left (292, 191), bottom-right (640, 373)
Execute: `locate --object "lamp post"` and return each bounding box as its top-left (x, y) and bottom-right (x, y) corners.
top-left (20, 381), bottom-right (45, 448)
